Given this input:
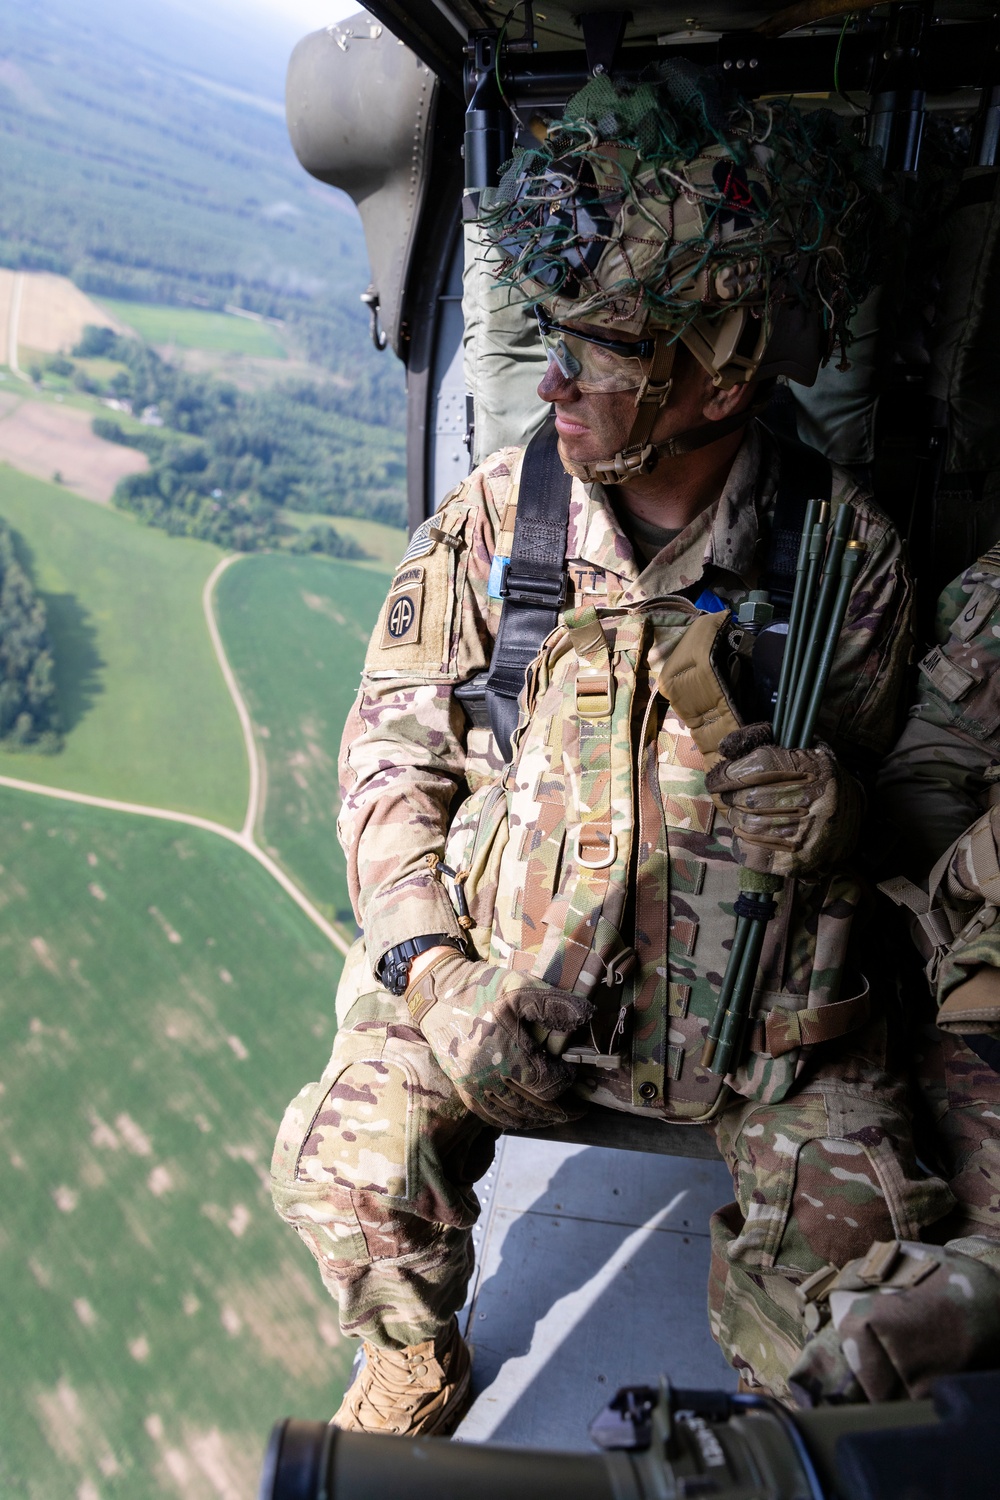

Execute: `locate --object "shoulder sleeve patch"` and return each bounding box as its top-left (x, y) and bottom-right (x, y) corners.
top-left (380, 580), bottom-right (424, 650)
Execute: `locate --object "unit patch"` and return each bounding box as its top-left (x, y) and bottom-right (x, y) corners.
top-left (381, 581), bottom-right (424, 649)
top-left (391, 564), bottom-right (425, 592)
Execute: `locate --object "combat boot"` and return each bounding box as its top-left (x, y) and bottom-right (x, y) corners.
top-left (332, 1318), bottom-right (472, 1436)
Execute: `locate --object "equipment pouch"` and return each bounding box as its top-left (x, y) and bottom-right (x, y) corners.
top-left (441, 778), bottom-right (511, 960)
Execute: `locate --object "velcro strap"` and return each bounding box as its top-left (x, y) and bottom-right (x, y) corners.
top-left (878, 875), bottom-right (956, 957)
top-left (878, 874), bottom-right (930, 915)
top-left (753, 983), bottom-right (870, 1058)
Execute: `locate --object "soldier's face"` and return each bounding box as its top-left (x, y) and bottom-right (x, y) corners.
top-left (537, 328), bottom-right (720, 472)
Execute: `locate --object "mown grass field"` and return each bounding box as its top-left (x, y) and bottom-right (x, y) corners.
top-left (97, 300), bottom-right (288, 360)
top-left (0, 465), bottom-right (246, 824)
top-left (214, 555), bottom-right (386, 924)
top-left (278, 509), bottom-right (406, 573)
top-left (0, 788), bottom-right (350, 1499)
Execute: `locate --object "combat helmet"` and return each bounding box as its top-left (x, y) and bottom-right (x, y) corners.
top-left (482, 66), bottom-right (886, 484)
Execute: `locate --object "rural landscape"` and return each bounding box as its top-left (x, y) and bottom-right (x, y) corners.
top-left (0, 1), bottom-right (406, 1494)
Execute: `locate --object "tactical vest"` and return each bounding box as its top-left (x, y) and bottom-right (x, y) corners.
top-left (445, 594), bottom-right (870, 1123)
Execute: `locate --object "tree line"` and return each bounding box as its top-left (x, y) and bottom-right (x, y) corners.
top-left (0, 521), bottom-right (61, 752)
top-left (75, 328), bottom-right (406, 550)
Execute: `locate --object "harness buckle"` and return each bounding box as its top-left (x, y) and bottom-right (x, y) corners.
top-left (576, 671), bottom-right (614, 719)
top-left (500, 566), bottom-right (569, 609)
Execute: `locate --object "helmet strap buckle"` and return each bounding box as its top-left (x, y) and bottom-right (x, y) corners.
top-left (634, 373), bottom-right (673, 409)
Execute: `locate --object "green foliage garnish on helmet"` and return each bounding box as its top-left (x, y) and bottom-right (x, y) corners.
top-left (482, 64), bottom-right (889, 386)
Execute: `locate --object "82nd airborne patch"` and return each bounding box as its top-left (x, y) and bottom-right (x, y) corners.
top-left (380, 567), bottom-right (424, 649)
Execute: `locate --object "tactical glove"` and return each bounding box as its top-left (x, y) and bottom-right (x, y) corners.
top-left (704, 723), bottom-right (863, 880)
top-left (405, 952), bottom-right (595, 1131)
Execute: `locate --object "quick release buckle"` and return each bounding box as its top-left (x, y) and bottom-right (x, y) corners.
top-left (500, 566), bottom-right (569, 609)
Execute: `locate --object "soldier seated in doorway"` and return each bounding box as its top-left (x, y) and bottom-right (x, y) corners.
top-left (270, 71), bottom-right (987, 1434)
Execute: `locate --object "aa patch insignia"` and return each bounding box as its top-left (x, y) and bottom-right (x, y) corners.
top-left (381, 579), bottom-right (424, 649)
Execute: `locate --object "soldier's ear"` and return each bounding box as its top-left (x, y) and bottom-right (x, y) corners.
top-left (702, 377), bottom-right (757, 424)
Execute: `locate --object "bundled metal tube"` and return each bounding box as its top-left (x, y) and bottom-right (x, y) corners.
top-left (704, 504), bottom-right (863, 1077)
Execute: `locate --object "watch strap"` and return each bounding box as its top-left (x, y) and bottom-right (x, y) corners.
top-left (376, 933), bottom-right (463, 995)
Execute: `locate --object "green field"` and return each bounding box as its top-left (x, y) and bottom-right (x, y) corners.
top-left (98, 299), bottom-right (288, 360)
top-left (278, 509), bottom-right (406, 573)
top-left (0, 466), bottom-right (246, 824)
top-left (215, 555), bottom-right (385, 924)
top-left (0, 788), bottom-right (349, 1498)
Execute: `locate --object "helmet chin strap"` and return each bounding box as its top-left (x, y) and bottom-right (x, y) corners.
top-left (559, 329), bottom-right (759, 486)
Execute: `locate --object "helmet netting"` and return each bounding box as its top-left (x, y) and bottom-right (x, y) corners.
top-left (484, 63), bottom-right (890, 359)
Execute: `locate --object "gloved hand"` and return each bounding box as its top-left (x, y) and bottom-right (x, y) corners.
top-left (405, 952), bottom-right (594, 1131)
top-left (704, 722), bottom-right (863, 880)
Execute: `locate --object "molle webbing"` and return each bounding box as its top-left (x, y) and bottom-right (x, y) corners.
top-left (484, 420), bottom-right (831, 761)
top-left (485, 414), bottom-right (571, 760)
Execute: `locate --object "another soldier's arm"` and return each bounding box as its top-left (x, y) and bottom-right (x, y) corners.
top-left (811, 487), bottom-right (915, 772)
top-left (337, 453), bottom-right (515, 974)
top-left (876, 561), bottom-right (1000, 1020)
top-left (879, 567), bottom-right (1000, 880)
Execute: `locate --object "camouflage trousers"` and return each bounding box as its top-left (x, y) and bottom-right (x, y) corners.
top-left (271, 990), bottom-right (954, 1396)
top-left (914, 1026), bottom-right (1000, 1247)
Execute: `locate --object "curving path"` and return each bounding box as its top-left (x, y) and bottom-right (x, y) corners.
top-left (0, 552), bottom-right (352, 958)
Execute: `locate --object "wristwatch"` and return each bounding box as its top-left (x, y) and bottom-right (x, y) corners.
top-left (375, 934), bottom-right (464, 996)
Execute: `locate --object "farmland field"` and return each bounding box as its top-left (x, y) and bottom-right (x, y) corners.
top-left (278, 509), bottom-right (406, 573)
top-left (215, 555), bottom-right (385, 923)
top-left (0, 394), bottom-right (148, 503)
top-left (0, 788), bottom-right (350, 1498)
top-left (98, 299), bottom-right (288, 360)
top-left (0, 465), bottom-right (246, 825)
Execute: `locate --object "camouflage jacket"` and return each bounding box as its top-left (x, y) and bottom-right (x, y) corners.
top-left (339, 422), bottom-right (913, 1115)
top-left (879, 548), bottom-right (1000, 1005)
top-left (880, 551), bottom-right (1000, 880)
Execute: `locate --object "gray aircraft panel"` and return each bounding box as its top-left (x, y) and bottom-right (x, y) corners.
top-left (455, 1137), bottom-right (737, 1452)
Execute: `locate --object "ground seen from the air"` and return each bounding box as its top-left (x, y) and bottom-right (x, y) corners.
top-left (0, 274), bottom-right (403, 1498)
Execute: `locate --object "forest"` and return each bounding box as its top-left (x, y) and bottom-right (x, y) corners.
top-left (75, 328), bottom-right (406, 549)
top-left (0, 519), bottom-right (60, 750)
top-left (0, 0), bottom-right (406, 406)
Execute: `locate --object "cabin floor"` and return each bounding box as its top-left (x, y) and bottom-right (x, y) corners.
top-left (453, 1135), bottom-right (738, 1451)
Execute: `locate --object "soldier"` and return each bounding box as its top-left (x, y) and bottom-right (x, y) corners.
top-left (868, 555), bottom-right (1000, 1403)
top-left (270, 72), bottom-right (963, 1434)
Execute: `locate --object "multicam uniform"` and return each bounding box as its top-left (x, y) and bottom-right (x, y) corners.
top-left (271, 421), bottom-right (953, 1400)
top-left (879, 550), bottom-right (1000, 1257)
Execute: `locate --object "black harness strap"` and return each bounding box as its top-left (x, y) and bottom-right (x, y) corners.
top-left (485, 414), bottom-right (571, 760)
top-left (475, 415), bottom-right (831, 763)
top-left (758, 425), bottom-right (832, 616)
